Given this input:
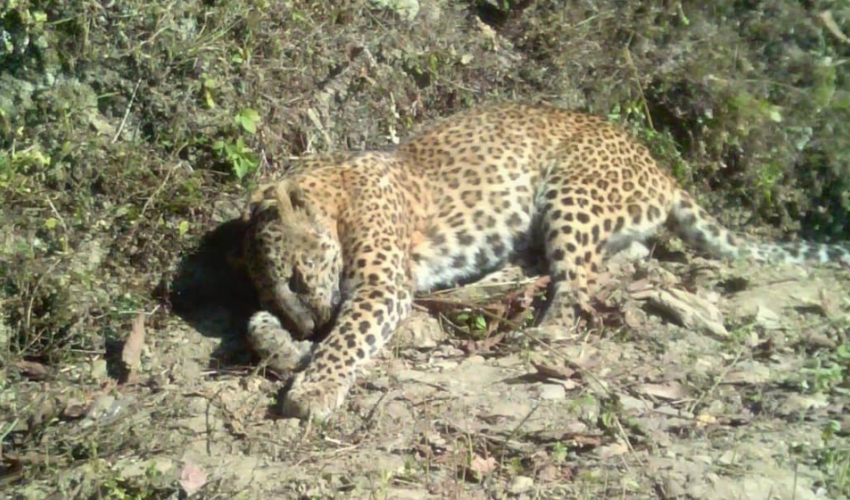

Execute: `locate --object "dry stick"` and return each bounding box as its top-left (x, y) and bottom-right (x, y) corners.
top-left (138, 162), bottom-right (181, 220)
top-left (687, 348), bottom-right (743, 415)
top-left (23, 259), bottom-right (61, 348)
top-left (614, 416), bottom-right (643, 467)
top-left (111, 79), bottom-right (141, 144)
top-left (622, 45), bottom-right (654, 131)
top-left (496, 403), bottom-right (539, 466)
top-left (44, 195), bottom-right (69, 236)
top-left (123, 161), bottom-right (183, 247)
top-left (425, 276), bottom-right (539, 296)
top-left (205, 388), bottom-right (221, 456)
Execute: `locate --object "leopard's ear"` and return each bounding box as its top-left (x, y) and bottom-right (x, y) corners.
top-left (242, 181), bottom-right (312, 222)
top-left (242, 182), bottom-right (278, 222)
top-left (283, 183), bottom-right (311, 214)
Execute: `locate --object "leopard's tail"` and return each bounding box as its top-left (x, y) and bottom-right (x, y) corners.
top-left (668, 189), bottom-right (850, 268)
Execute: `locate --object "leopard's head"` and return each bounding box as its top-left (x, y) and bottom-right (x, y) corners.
top-left (242, 181), bottom-right (342, 338)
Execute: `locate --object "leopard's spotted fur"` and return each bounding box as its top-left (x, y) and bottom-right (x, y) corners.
top-left (241, 102), bottom-right (850, 420)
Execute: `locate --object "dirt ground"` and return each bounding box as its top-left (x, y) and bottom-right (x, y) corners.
top-left (11, 238), bottom-right (850, 499)
top-left (3, 1), bottom-right (850, 499)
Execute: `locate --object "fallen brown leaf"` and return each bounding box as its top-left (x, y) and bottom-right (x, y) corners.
top-left (627, 279), bottom-right (653, 293)
top-left (465, 454), bottom-right (497, 482)
top-left (62, 397), bottom-right (89, 419)
top-left (571, 434), bottom-right (603, 447)
top-left (14, 360), bottom-right (50, 380)
top-left (596, 441), bottom-right (629, 459)
top-left (532, 361), bottom-right (577, 381)
top-left (800, 329), bottom-right (837, 350)
top-left (179, 461), bottom-right (208, 496)
top-left (637, 382), bottom-right (690, 400)
top-left (463, 332), bottom-right (506, 355)
top-left (528, 429), bottom-right (603, 448)
top-left (623, 305), bottom-right (646, 329)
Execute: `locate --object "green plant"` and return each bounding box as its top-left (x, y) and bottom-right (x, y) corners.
top-left (551, 442), bottom-right (568, 464)
top-left (212, 108), bottom-right (262, 180)
top-left (799, 358), bottom-right (845, 394)
top-left (213, 137), bottom-right (259, 180)
top-left (452, 311), bottom-right (488, 338)
top-left (817, 421), bottom-right (850, 497)
top-left (94, 460), bottom-right (166, 500)
top-left (234, 108), bottom-right (261, 134)
top-left (753, 162), bottom-right (784, 207)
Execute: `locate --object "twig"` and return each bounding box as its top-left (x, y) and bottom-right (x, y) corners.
top-left (614, 416), bottom-right (642, 467)
top-left (44, 195), bottom-right (69, 235)
top-left (622, 46), bottom-right (654, 131)
top-left (497, 404), bottom-right (538, 465)
top-left (687, 348), bottom-right (743, 414)
top-left (112, 79), bottom-right (141, 143)
top-left (138, 161), bottom-right (182, 220)
top-left (23, 259), bottom-right (61, 345)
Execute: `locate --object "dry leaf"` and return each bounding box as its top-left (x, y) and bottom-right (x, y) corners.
top-left (637, 382), bottom-right (690, 400)
top-left (530, 430), bottom-right (603, 448)
top-left (819, 10), bottom-right (850, 44)
top-left (632, 287), bottom-right (728, 337)
top-left (596, 441), bottom-right (629, 459)
top-left (537, 464), bottom-right (560, 482)
top-left (14, 360), bottom-right (50, 380)
top-left (696, 413), bottom-right (718, 427)
top-left (121, 312), bottom-right (146, 382)
top-left (723, 363), bottom-right (771, 385)
top-left (801, 330), bottom-right (836, 350)
top-left (464, 332), bottom-right (506, 355)
top-left (819, 288), bottom-right (840, 320)
top-left (62, 398), bottom-right (89, 419)
top-left (466, 454), bottom-right (497, 481)
top-left (570, 434), bottom-right (603, 447)
top-left (623, 306), bottom-right (646, 329)
top-left (532, 361), bottom-right (576, 381)
top-left (179, 461), bottom-right (208, 496)
top-left (627, 279), bottom-right (653, 293)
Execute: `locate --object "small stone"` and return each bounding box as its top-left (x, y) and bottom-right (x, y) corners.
top-left (396, 313), bottom-right (445, 349)
top-left (663, 474), bottom-right (687, 497)
top-left (81, 394), bottom-right (127, 427)
top-left (89, 359), bottom-right (108, 381)
top-left (433, 360), bottom-right (459, 371)
top-left (463, 355), bottom-right (486, 365)
top-left (618, 393), bottom-right (651, 413)
top-left (754, 305), bottom-right (782, 330)
top-left (509, 475), bottom-right (534, 494)
top-left (538, 383), bottom-right (566, 401)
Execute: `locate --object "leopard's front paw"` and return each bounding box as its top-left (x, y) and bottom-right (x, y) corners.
top-left (281, 371), bottom-right (352, 421)
top-left (247, 311), bottom-right (314, 375)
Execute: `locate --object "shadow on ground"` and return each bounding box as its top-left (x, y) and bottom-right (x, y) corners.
top-left (164, 218), bottom-right (260, 368)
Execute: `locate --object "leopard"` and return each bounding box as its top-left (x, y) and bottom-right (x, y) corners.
top-left (240, 102), bottom-right (850, 421)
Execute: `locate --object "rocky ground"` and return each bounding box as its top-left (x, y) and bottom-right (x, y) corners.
top-left (3, 1), bottom-right (850, 499)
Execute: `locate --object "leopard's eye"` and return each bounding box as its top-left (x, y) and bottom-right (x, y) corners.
top-left (289, 268), bottom-right (309, 295)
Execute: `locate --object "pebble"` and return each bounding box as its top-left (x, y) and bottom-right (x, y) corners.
top-left (509, 475), bottom-right (534, 494)
top-left (538, 383), bottom-right (566, 401)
